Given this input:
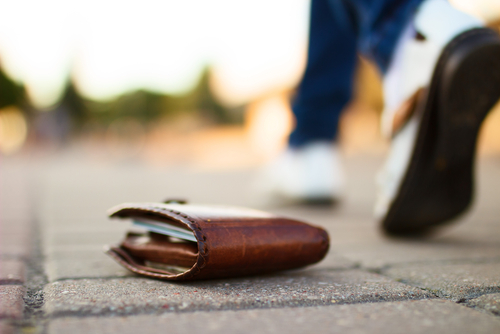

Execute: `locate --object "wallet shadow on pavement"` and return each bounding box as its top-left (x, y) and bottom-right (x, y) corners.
top-left (105, 201), bottom-right (329, 281)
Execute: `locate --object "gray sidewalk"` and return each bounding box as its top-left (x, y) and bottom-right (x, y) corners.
top-left (2, 151), bottom-right (500, 333)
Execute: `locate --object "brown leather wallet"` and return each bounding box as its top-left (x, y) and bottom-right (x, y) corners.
top-left (105, 202), bottom-right (329, 280)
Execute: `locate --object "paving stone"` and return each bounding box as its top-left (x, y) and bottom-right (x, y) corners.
top-left (33, 151), bottom-right (500, 332)
top-left (48, 299), bottom-right (500, 334)
top-left (43, 269), bottom-right (430, 316)
top-left (468, 293), bottom-right (500, 316)
top-left (384, 262), bottom-right (500, 301)
top-left (0, 259), bottom-right (26, 284)
top-left (334, 237), bottom-right (500, 270)
top-left (0, 286), bottom-right (25, 319)
top-left (44, 247), bottom-right (133, 281)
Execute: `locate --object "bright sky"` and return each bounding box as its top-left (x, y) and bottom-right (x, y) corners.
top-left (0, 0), bottom-right (497, 109)
top-left (0, 0), bottom-right (309, 108)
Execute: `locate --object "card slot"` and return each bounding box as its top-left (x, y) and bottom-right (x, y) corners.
top-left (121, 233), bottom-right (198, 269)
top-left (132, 218), bottom-right (196, 242)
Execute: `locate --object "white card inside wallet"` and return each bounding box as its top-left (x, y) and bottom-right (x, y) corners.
top-left (132, 218), bottom-right (196, 242)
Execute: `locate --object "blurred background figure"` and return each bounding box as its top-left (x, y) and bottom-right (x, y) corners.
top-left (0, 0), bottom-right (499, 212)
top-left (263, 0), bottom-right (500, 236)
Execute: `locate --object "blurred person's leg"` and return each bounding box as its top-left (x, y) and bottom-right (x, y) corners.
top-left (266, 0), bottom-right (425, 205)
top-left (265, 0), bottom-right (500, 220)
top-left (262, 0), bottom-right (357, 204)
top-left (289, 0), bottom-right (357, 147)
top-left (290, 0), bottom-right (424, 147)
top-left (372, 0), bottom-right (500, 234)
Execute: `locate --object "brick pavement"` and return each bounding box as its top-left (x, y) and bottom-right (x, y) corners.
top-left (0, 159), bottom-right (32, 332)
top-left (2, 151), bottom-right (500, 333)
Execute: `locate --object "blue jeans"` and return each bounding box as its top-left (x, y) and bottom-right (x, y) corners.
top-left (289, 0), bottom-right (425, 147)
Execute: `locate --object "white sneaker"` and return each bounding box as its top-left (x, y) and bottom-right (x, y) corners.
top-left (259, 142), bottom-right (343, 205)
top-left (376, 0), bottom-right (500, 234)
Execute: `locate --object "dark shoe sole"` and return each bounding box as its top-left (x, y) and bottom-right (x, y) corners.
top-left (271, 195), bottom-right (340, 208)
top-left (382, 28), bottom-right (500, 235)
top-left (302, 196), bottom-right (338, 206)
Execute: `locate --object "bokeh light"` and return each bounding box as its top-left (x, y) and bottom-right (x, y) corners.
top-left (0, 107), bottom-right (28, 154)
top-left (245, 93), bottom-right (294, 159)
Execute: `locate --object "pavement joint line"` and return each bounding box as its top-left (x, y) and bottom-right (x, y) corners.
top-left (379, 257), bottom-right (500, 268)
top-left (463, 292), bottom-right (500, 317)
top-left (37, 256), bottom-right (500, 285)
top-left (49, 276), bottom-right (137, 282)
top-left (366, 257), bottom-right (500, 278)
top-left (46, 265), bottom-right (364, 283)
top-left (356, 257), bottom-right (500, 275)
top-left (364, 264), bottom-right (500, 305)
top-left (44, 294), bottom-right (438, 319)
top-left (18, 215), bottom-right (49, 334)
top-left (0, 281), bottom-right (25, 286)
top-left (436, 287), bottom-right (500, 302)
top-left (362, 269), bottom-right (443, 299)
top-left (41, 286), bottom-right (500, 321)
top-left (447, 299), bottom-right (500, 320)
top-left (43, 257), bottom-right (500, 318)
top-left (383, 278), bottom-right (500, 303)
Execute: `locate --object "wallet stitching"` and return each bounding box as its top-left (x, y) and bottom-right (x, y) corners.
top-left (111, 204), bottom-right (209, 279)
top-left (139, 206), bottom-right (208, 278)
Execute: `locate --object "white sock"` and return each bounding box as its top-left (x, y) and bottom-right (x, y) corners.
top-left (381, 0), bottom-right (484, 137)
top-left (415, 0), bottom-right (484, 49)
top-left (381, 21), bottom-right (415, 137)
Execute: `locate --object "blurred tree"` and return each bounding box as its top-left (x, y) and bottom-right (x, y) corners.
top-left (84, 90), bottom-right (171, 125)
top-left (0, 65), bottom-right (24, 109)
top-left (189, 68), bottom-right (232, 124)
top-left (82, 67), bottom-right (242, 126)
top-left (59, 80), bottom-right (88, 128)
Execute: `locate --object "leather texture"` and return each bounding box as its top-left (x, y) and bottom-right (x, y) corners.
top-left (105, 202), bottom-right (329, 280)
